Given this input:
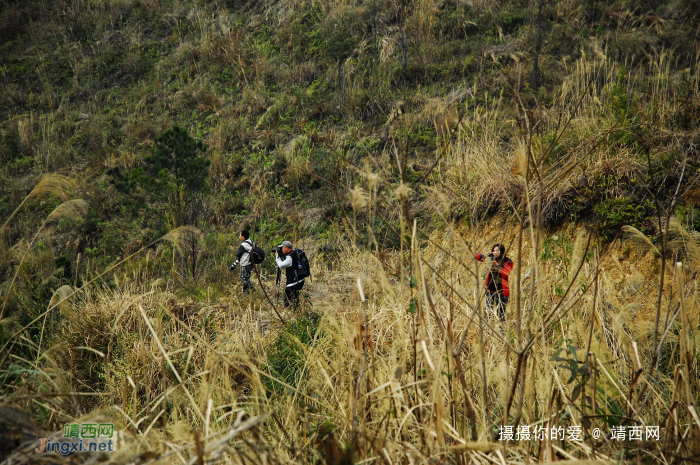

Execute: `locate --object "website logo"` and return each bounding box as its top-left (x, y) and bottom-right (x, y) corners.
top-left (35, 423), bottom-right (116, 456)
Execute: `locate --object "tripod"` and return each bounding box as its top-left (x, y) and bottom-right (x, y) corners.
top-left (275, 268), bottom-right (282, 307)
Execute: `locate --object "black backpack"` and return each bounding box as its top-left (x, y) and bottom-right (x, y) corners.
top-left (245, 240), bottom-right (266, 265)
top-left (290, 249), bottom-right (311, 281)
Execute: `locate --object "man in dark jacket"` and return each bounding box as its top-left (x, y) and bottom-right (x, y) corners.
top-left (275, 240), bottom-right (305, 308)
top-left (229, 230), bottom-right (256, 293)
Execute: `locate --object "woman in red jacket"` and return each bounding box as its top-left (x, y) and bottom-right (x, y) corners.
top-left (476, 244), bottom-right (513, 322)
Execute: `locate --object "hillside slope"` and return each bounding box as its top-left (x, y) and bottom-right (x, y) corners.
top-left (2, 0), bottom-right (700, 463)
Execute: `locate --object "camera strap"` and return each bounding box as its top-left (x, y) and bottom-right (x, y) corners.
top-left (242, 239), bottom-right (253, 255)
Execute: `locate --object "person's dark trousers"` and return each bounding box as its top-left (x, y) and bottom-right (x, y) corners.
top-left (240, 265), bottom-right (255, 293)
top-left (485, 291), bottom-right (508, 322)
top-left (284, 281), bottom-right (305, 308)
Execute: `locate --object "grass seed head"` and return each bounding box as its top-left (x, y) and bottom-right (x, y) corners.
top-left (28, 174), bottom-right (76, 202)
top-left (47, 199), bottom-right (89, 222)
top-left (622, 225), bottom-right (661, 256)
top-left (349, 185), bottom-right (369, 212)
top-left (161, 225), bottom-right (204, 256)
top-left (393, 183), bottom-right (412, 200)
top-left (49, 284), bottom-right (74, 316)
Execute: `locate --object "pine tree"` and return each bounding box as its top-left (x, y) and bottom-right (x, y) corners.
top-left (108, 125), bottom-right (210, 227)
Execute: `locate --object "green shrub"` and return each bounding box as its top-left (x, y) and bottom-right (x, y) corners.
top-left (107, 125), bottom-right (210, 227)
top-left (498, 4), bottom-right (527, 34)
top-left (593, 196), bottom-right (654, 240)
top-left (265, 311), bottom-right (323, 395)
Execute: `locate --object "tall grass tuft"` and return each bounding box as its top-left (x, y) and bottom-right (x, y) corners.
top-left (1, 174), bottom-right (76, 234)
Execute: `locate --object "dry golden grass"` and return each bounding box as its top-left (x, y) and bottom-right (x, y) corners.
top-left (5, 130), bottom-right (699, 464)
top-left (5, 210), bottom-right (697, 464)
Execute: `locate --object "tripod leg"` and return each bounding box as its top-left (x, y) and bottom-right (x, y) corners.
top-left (252, 266), bottom-right (285, 324)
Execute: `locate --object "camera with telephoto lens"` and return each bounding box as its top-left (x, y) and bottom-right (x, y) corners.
top-left (271, 246), bottom-right (284, 256)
